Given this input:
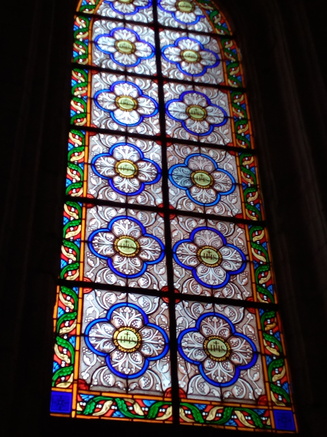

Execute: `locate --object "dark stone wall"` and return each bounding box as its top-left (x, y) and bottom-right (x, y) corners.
top-left (1, 0), bottom-right (326, 435)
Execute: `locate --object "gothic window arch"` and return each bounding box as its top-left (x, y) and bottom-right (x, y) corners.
top-left (50, 0), bottom-right (297, 432)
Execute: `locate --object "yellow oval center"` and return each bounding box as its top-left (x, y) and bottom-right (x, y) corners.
top-left (198, 246), bottom-right (222, 267)
top-left (176, 0), bottom-right (195, 13)
top-left (113, 327), bottom-right (141, 353)
top-left (204, 336), bottom-right (231, 361)
top-left (181, 49), bottom-right (200, 63)
top-left (115, 236), bottom-right (140, 257)
top-left (191, 170), bottom-right (213, 188)
top-left (118, 0), bottom-right (134, 4)
top-left (187, 105), bottom-right (207, 121)
top-left (116, 95), bottom-right (138, 112)
top-left (115, 160), bottom-right (138, 178)
top-left (115, 40), bottom-right (135, 55)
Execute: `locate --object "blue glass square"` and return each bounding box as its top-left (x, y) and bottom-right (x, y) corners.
top-left (50, 391), bottom-right (72, 414)
top-left (274, 409), bottom-right (296, 431)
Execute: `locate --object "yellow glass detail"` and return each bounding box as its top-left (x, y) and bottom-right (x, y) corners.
top-left (197, 246), bottom-right (222, 267)
top-left (204, 336), bottom-right (231, 361)
top-left (115, 160), bottom-right (138, 178)
top-left (187, 105), bottom-right (207, 121)
top-left (191, 170), bottom-right (213, 188)
top-left (113, 327), bottom-right (141, 353)
top-left (181, 50), bottom-right (200, 63)
top-left (176, 1), bottom-right (195, 13)
top-left (115, 236), bottom-right (140, 257)
top-left (116, 40), bottom-right (136, 55)
top-left (116, 96), bottom-right (138, 111)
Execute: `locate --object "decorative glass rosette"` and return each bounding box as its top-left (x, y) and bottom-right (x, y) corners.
top-left (171, 217), bottom-right (251, 299)
top-left (158, 0), bottom-right (212, 31)
top-left (169, 153), bottom-right (235, 207)
top-left (85, 302), bottom-right (169, 379)
top-left (173, 226), bottom-right (246, 289)
top-left (91, 142), bottom-right (161, 196)
top-left (167, 145), bottom-right (241, 215)
top-left (97, 0), bottom-right (154, 23)
top-left (160, 30), bottom-right (223, 84)
top-left (92, 21), bottom-right (156, 74)
top-left (88, 134), bottom-right (163, 206)
top-left (80, 291), bottom-right (171, 394)
top-left (85, 211), bottom-right (166, 289)
top-left (93, 78), bottom-right (159, 131)
top-left (164, 84), bottom-right (231, 143)
top-left (176, 302), bottom-right (263, 402)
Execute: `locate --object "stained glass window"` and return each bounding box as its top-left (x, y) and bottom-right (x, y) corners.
top-left (50, 0), bottom-right (297, 432)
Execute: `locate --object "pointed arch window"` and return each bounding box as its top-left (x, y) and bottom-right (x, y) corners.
top-left (50, 0), bottom-right (297, 432)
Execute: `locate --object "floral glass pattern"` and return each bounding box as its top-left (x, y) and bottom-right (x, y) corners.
top-left (173, 226), bottom-right (246, 289)
top-left (87, 134), bottom-right (163, 206)
top-left (91, 142), bottom-right (161, 196)
top-left (94, 81), bottom-right (158, 126)
top-left (98, 0), bottom-right (153, 22)
top-left (91, 73), bottom-right (160, 134)
top-left (169, 153), bottom-right (235, 206)
top-left (92, 21), bottom-right (156, 74)
top-left (85, 303), bottom-right (169, 378)
top-left (178, 312), bottom-right (257, 386)
top-left (176, 301), bottom-right (265, 403)
top-left (164, 83), bottom-right (231, 143)
top-left (158, 0), bottom-right (211, 31)
top-left (52, 0), bottom-right (297, 431)
top-left (166, 90), bottom-right (227, 136)
top-left (160, 29), bottom-right (223, 84)
top-left (167, 145), bottom-right (242, 216)
top-left (95, 27), bottom-right (155, 68)
top-left (159, 0), bottom-right (203, 25)
top-left (162, 36), bottom-right (220, 77)
top-left (88, 216), bottom-right (165, 278)
top-left (79, 291), bottom-right (171, 395)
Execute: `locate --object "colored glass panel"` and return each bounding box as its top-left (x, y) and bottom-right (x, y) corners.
top-left (164, 83), bottom-right (231, 143)
top-left (97, 0), bottom-right (154, 23)
top-left (92, 74), bottom-right (160, 133)
top-left (81, 291), bottom-right (170, 391)
top-left (84, 207), bottom-right (166, 288)
top-left (171, 216), bottom-right (251, 298)
top-left (167, 145), bottom-right (241, 216)
top-left (160, 30), bottom-right (223, 84)
top-left (52, 0), bottom-right (297, 432)
top-left (88, 134), bottom-right (163, 205)
top-left (176, 301), bottom-right (264, 401)
top-left (92, 20), bottom-right (156, 74)
top-left (158, 0), bottom-right (212, 31)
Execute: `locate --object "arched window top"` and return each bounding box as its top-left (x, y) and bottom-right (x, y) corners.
top-left (78, 0), bottom-right (232, 34)
top-left (51, 0), bottom-right (297, 432)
